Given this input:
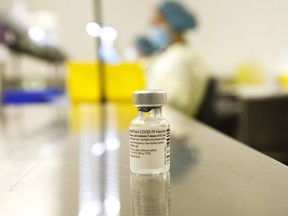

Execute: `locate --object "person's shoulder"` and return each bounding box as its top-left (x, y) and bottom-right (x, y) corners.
top-left (167, 43), bottom-right (187, 54)
top-left (159, 43), bottom-right (188, 63)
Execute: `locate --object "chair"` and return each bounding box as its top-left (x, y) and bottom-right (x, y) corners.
top-left (195, 78), bottom-right (238, 137)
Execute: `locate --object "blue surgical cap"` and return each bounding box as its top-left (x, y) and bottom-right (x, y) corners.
top-left (134, 36), bottom-right (157, 56)
top-left (158, 1), bottom-right (197, 32)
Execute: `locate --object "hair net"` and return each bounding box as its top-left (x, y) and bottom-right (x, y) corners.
top-left (134, 36), bottom-right (157, 56)
top-left (158, 1), bottom-right (197, 32)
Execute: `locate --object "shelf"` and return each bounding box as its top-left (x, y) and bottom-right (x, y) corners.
top-left (0, 11), bottom-right (66, 63)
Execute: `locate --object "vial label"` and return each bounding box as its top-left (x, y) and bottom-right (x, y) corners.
top-left (129, 126), bottom-right (170, 170)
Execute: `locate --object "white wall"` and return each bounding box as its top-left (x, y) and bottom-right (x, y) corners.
top-left (2, 0), bottom-right (288, 75)
top-left (189, 0), bottom-right (288, 75)
top-left (103, 0), bottom-right (288, 75)
top-left (102, 0), bottom-right (155, 53)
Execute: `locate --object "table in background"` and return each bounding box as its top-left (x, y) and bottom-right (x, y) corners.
top-left (216, 83), bottom-right (288, 163)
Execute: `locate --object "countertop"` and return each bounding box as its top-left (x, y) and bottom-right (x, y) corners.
top-left (0, 103), bottom-right (287, 216)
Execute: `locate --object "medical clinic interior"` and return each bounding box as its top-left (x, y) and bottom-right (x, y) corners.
top-left (1, 0), bottom-right (288, 215)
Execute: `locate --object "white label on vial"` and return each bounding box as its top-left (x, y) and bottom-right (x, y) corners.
top-left (129, 126), bottom-right (170, 170)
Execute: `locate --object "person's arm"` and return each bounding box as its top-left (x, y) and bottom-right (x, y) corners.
top-left (155, 55), bottom-right (208, 116)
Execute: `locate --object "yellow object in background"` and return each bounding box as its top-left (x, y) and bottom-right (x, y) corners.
top-left (278, 74), bottom-right (288, 90)
top-left (66, 63), bottom-right (100, 103)
top-left (105, 63), bottom-right (145, 101)
top-left (66, 62), bottom-right (145, 103)
top-left (234, 63), bottom-right (265, 85)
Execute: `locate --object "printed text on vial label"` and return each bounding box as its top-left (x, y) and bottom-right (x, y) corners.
top-left (129, 128), bottom-right (170, 165)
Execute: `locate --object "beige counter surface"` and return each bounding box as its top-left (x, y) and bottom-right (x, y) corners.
top-left (0, 103), bottom-right (287, 216)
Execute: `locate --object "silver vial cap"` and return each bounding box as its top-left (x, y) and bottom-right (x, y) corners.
top-left (133, 90), bottom-right (167, 107)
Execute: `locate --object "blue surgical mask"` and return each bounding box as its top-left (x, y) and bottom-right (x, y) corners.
top-left (149, 27), bottom-right (171, 50)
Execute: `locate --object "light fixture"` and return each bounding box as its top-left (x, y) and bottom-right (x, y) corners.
top-left (100, 26), bottom-right (117, 42)
top-left (28, 26), bottom-right (46, 43)
top-left (86, 22), bottom-right (101, 38)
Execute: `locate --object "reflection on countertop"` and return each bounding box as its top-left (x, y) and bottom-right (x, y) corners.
top-left (130, 172), bottom-right (170, 216)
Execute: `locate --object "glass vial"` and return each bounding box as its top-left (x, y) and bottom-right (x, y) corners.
top-left (129, 90), bottom-right (170, 174)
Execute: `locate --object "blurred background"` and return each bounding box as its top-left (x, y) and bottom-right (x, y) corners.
top-left (1, 0), bottom-right (288, 164)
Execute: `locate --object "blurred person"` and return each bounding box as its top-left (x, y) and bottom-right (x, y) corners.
top-left (147, 0), bottom-right (209, 117)
top-left (123, 36), bottom-right (155, 62)
top-left (134, 36), bottom-right (156, 57)
top-left (133, 36), bottom-right (158, 71)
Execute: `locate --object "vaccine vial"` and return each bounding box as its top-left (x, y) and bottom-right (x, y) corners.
top-left (129, 90), bottom-right (170, 174)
